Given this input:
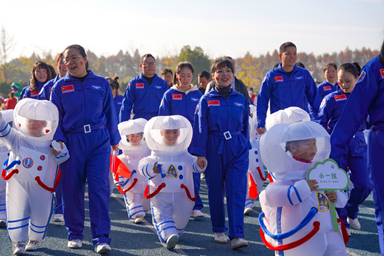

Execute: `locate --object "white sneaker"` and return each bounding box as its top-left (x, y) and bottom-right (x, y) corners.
top-left (25, 240), bottom-right (39, 251)
top-left (94, 243), bottom-right (111, 254)
top-left (214, 232), bottom-right (228, 244)
top-left (53, 214), bottom-right (64, 222)
top-left (68, 239), bottom-right (82, 248)
top-left (0, 219), bottom-right (6, 228)
top-left (133, 215), bottom-right (144, 224)
top-left (231, 238), bottom-right (249, 249)
top-left (191, 209), bottom-right (204, 218)
top-left (347, 217), bottom-right (361, 230)
top-left (347, 228), bottom-right (352, 237)
top-left (166, 234), bottom-right (179, 250)
top-left (12, 241), bottom-right (26, 255)
top-left (244, 207), bottom-right (253, 215)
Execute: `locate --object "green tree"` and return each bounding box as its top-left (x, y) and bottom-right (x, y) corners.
top-left (173, 46), bottom-right (211, 84)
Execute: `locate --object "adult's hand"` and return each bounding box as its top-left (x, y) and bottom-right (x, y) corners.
top-left (112, 144), bottom-right (119, 151)
top-left (257, 127), bottom-right (265, 135)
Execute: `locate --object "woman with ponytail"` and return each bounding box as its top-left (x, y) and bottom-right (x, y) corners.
top-left (330, 40), bottom-right (384, 254)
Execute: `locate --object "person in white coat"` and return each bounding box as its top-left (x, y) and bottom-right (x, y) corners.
top-left (114, 118), bottom-right (151, 224)
top-left (258, 121), bottom-right (348, 256)
top-left (0, 99), bottom-right (68, 255)
top-left (138, 115), bottom-right (206, 249)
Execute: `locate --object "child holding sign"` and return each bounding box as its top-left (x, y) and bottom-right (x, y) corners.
top-left (258, 121), bottom-right (348, 256)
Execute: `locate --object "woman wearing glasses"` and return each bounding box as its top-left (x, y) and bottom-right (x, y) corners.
top-left (119, 54), bottom-right (169, 121)
top-left (50, 44), bottom-right (120, 254)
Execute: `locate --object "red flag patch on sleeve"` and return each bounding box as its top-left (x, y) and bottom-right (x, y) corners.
top-left (274, 76), bottom-right (283, 83)
top-left (136, 83), bottom-right (144, 89)
top-left (334, 94), bottom-right (347, 101)
top-left (380, 68), bottom-right (384, 79)
top-left (323, 86), bottom-right (331, 91)
top-left (61, 85), bottom-right (74, 94)
top-left (172, 94), bottom-right (182, 100)
top-left (208, 100), bottom-right (220, 106)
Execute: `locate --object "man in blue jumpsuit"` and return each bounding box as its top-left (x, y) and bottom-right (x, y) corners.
top-left (330, 49), bottom-right (384, 254)
top-left (256, 42), bottom-right (319, 135)
top-left (119, 54), bottom-right (169, 122)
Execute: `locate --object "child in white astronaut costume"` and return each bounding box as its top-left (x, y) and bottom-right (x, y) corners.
top-left (138, 115), bottom-right (207, 249)
top-left (0, 110), bottom-right (13, 228)
top-left (0, 99), bottom-right (69, 255)
top-left (115, 118), bottom-right (151, 224)
top-left (259, 121), bottom-right (348, 256)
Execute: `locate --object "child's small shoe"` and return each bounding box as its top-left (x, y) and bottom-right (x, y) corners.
top-left (12, 241), bottom-right (26, 255)
top-left (0, 219), bottom-right (6, 228)
top-left (133, 215), bottom-right (144, 224)
top-left (244, 207), bottom-right (253, 215)
top-left (25, 240), bottom-right (39, 251)
top-left (214, 232), bottom-right (228, 243)
top-left (347, 217), bottom-right (361, 230)
top-left (166, 234), bottom-right (179, 250)
top-left (231, 238), bottom-right (248, 249)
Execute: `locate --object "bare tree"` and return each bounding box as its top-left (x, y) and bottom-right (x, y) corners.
top-left (0, 26), bottom-right (15, 83)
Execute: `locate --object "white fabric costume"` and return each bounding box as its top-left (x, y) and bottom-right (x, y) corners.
top-left (138, 115), bottom-right (206, 244)
top-left (115, 118), bottom-right (151, 221)
top-left (0, 99), bottom-right (67, 242)
top-left (0, 110), bottom-right (13, 222)
top-left (259, 121), bottom-right (348, 256)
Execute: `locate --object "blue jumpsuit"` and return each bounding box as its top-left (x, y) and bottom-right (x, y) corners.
top-left (19, 81), bottom-right (45, 100)
top-left (51, 71), bottom-right (120, 246)
top-left (38, 75), bottom-right (62, 101)
top-left (114, 94), bottom-right (124, 123)
top-left (317, 81), bottom-right (338, 99)
top-left (191, 88), bottom-right (250, 239)
top-left (330, 56), bottom-right (384, 253)
top-left (119, 73), bottom-right (168, 121)
top-left (158, 87), bottom-right (204, 211)
top-left (257, 64), bottom-right (319, 128)
top-left (318, 87), bottom-right (370, 228)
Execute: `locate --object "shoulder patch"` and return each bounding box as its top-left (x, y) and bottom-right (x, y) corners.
top-left (323, 86), bottom-right (331, 91)
top-left (379, 68), bottom-right (384, 79)
top-left (262, 77), bottom-right (266, 83)
top-left (334, 94), bottom-right (347, 102)
top-left (61, 85), bottom-right (75, 94)
top-left (274, 76), bottom-right (283, 83)
top-left (320, 98), bottom-right (326, 108)
top-left (357, 71), bottom-right (366, 83)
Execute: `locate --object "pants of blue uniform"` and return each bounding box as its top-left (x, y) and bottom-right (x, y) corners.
top-left (206, 134), bottom-right (248, 239)
top-left (368, 129), bottom-right (384, 253)
top-left (61, 129), bottom-right (111, 246)
top-left (193, 173), bottom-right (203, 211)
top-left (336, 132), bottom-right (371, 228)
top-left (54, 177), bottom-right (63, 214)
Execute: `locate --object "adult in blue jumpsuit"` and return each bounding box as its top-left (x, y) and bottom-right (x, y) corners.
top-left (317, 63), bottom-right (339, 99)
top-left (158, 62), bottom-right (204, 217)
top-left (192, 57), bottom-right (250, 250)
top-left (330, 42), bottom-right (384, 254)
top-left (318, 63), bottom-right (370, 233)
top-left (19, 61), bottom-right (52, 100)
top-left (106, 76), bottom-right (124, 123)
top-left (51, 45), bottom-right (120, 254)
top-left (119, 54), bottom-right (168, 121)
top-left (256, 42), bottom-right (318, 135)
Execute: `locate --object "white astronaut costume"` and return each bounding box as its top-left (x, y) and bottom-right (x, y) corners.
top-left (258, 121), bottom-right (348, 256)
top-left (265, 107), bottom-right (311, 182)
top-left (115, 118), bottom-right (151, 221)
top-left (0, 110), bottom-right (13, 225)
top-left (138, 115), bottom-right (206, 246)
top-left (0, 99), bottom-right (68, 243)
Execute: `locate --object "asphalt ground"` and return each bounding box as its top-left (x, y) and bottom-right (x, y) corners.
top-left (0, 176), bottom-right (381, 256)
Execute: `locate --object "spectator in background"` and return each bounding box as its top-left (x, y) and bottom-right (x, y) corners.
top-left (161, 68), bottom-right (173, 88)
top-left (5, 92), bottom-right (17, 110)
top-left (248, 87), bottom-right (256, 104)
top-left (107, 76), bottom-right (124, 123)
top-left (197, 71), bottom-right (210, 94)
top-left (19, 61), bottom-right (52, 100)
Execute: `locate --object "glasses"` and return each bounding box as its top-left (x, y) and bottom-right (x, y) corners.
top-left (63, 55), bottom-right (83, 65)
top-left (143, 62), bottom-right (156, 67)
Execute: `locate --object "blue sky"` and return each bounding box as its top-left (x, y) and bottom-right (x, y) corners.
top-left (1, 0), bottom-right (383, 60)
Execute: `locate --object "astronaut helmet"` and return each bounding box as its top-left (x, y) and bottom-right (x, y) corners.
top-left (14, 99), bottom-right (58, 143)
top-left (118, 118), bottom-right (147, 151)
top-left (144, 115), bottom-right (192, 154)
top-left (0, 110), bottom-right (14, 147)
top-left (260, 121), bottom-right (330, 181)
top-left (265, 107), bottom-right (310, 131)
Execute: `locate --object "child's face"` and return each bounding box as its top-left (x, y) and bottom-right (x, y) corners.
top-left (27, 119), bottom-right (47, 137)
top-left (290, 138), bottom-right (317, 162)
top-left (161, 129), bottom-right (180, 145)
top-left (127, 133), bottom-right (143, 146)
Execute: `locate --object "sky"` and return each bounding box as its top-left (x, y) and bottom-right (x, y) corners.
top-left (0, 0), bottom-right (383, 60)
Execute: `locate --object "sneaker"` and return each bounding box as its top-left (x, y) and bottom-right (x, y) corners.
top-left (347, 228), bottom-right (352, 237)
top-left (244, 207), bottom-right (253, 215)
top-left (13, 241), bottom-right (26, 255)
top-left (166, 234), bottom-right (179, 250)
top-left (0, 219), bottom-right (6, 228)
top-left (94, 243), bottom-right (111, 254)
top-left (231, 238), bottom-right (249, 249)
top-left (191, 209), bottom-right (204, 218)
top-left (347, 217), bottom-right (361, 230)
top-left (25, 240), bottom-right (39, 251)
top-left (133, 215), bottom-right (144, 224)
top-left (214, 232), bottom-right (228, 244)
top-left (53, 214), bottom-right (64, 222)
top-left (68, 239), bottom-right (82, 249)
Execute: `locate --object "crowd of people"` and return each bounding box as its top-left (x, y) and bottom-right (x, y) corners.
top-left (0, 39), bottom-right (383, 256)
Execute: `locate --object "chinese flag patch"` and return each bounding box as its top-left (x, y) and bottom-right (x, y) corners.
top-left (31, 91), bottom-right (39, 96)
top-left (323, 86), bottom-right (331, 91)
top-left (172, 94), bottom-right (182, 100)
top-left (136, 83), bottom-right (144, 89)
top-left (208, 100), bottom-right (220, 106)
top-left (334, 94), bottom-right (347, 101)
top-left (274, 76), bottom-right (283, 83)
top-left (380, 68), bottom-right (384, 79)
top-left (61, 85), bottom-right (75, 94)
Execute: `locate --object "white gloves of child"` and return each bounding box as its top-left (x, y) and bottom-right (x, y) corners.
top-left (52, 140), bottom-right (70, 165)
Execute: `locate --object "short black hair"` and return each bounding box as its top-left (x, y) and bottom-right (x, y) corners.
top-left (161, 68), bottom-right (173, 76)
top-left (141, 54), bottom-right (155, 64)
top-left (279, 42), bottom-right (297, 54)
top-left (211, 57), bottom-right (234, 74)
top-left (198, 70), bottom-right (210, 80)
